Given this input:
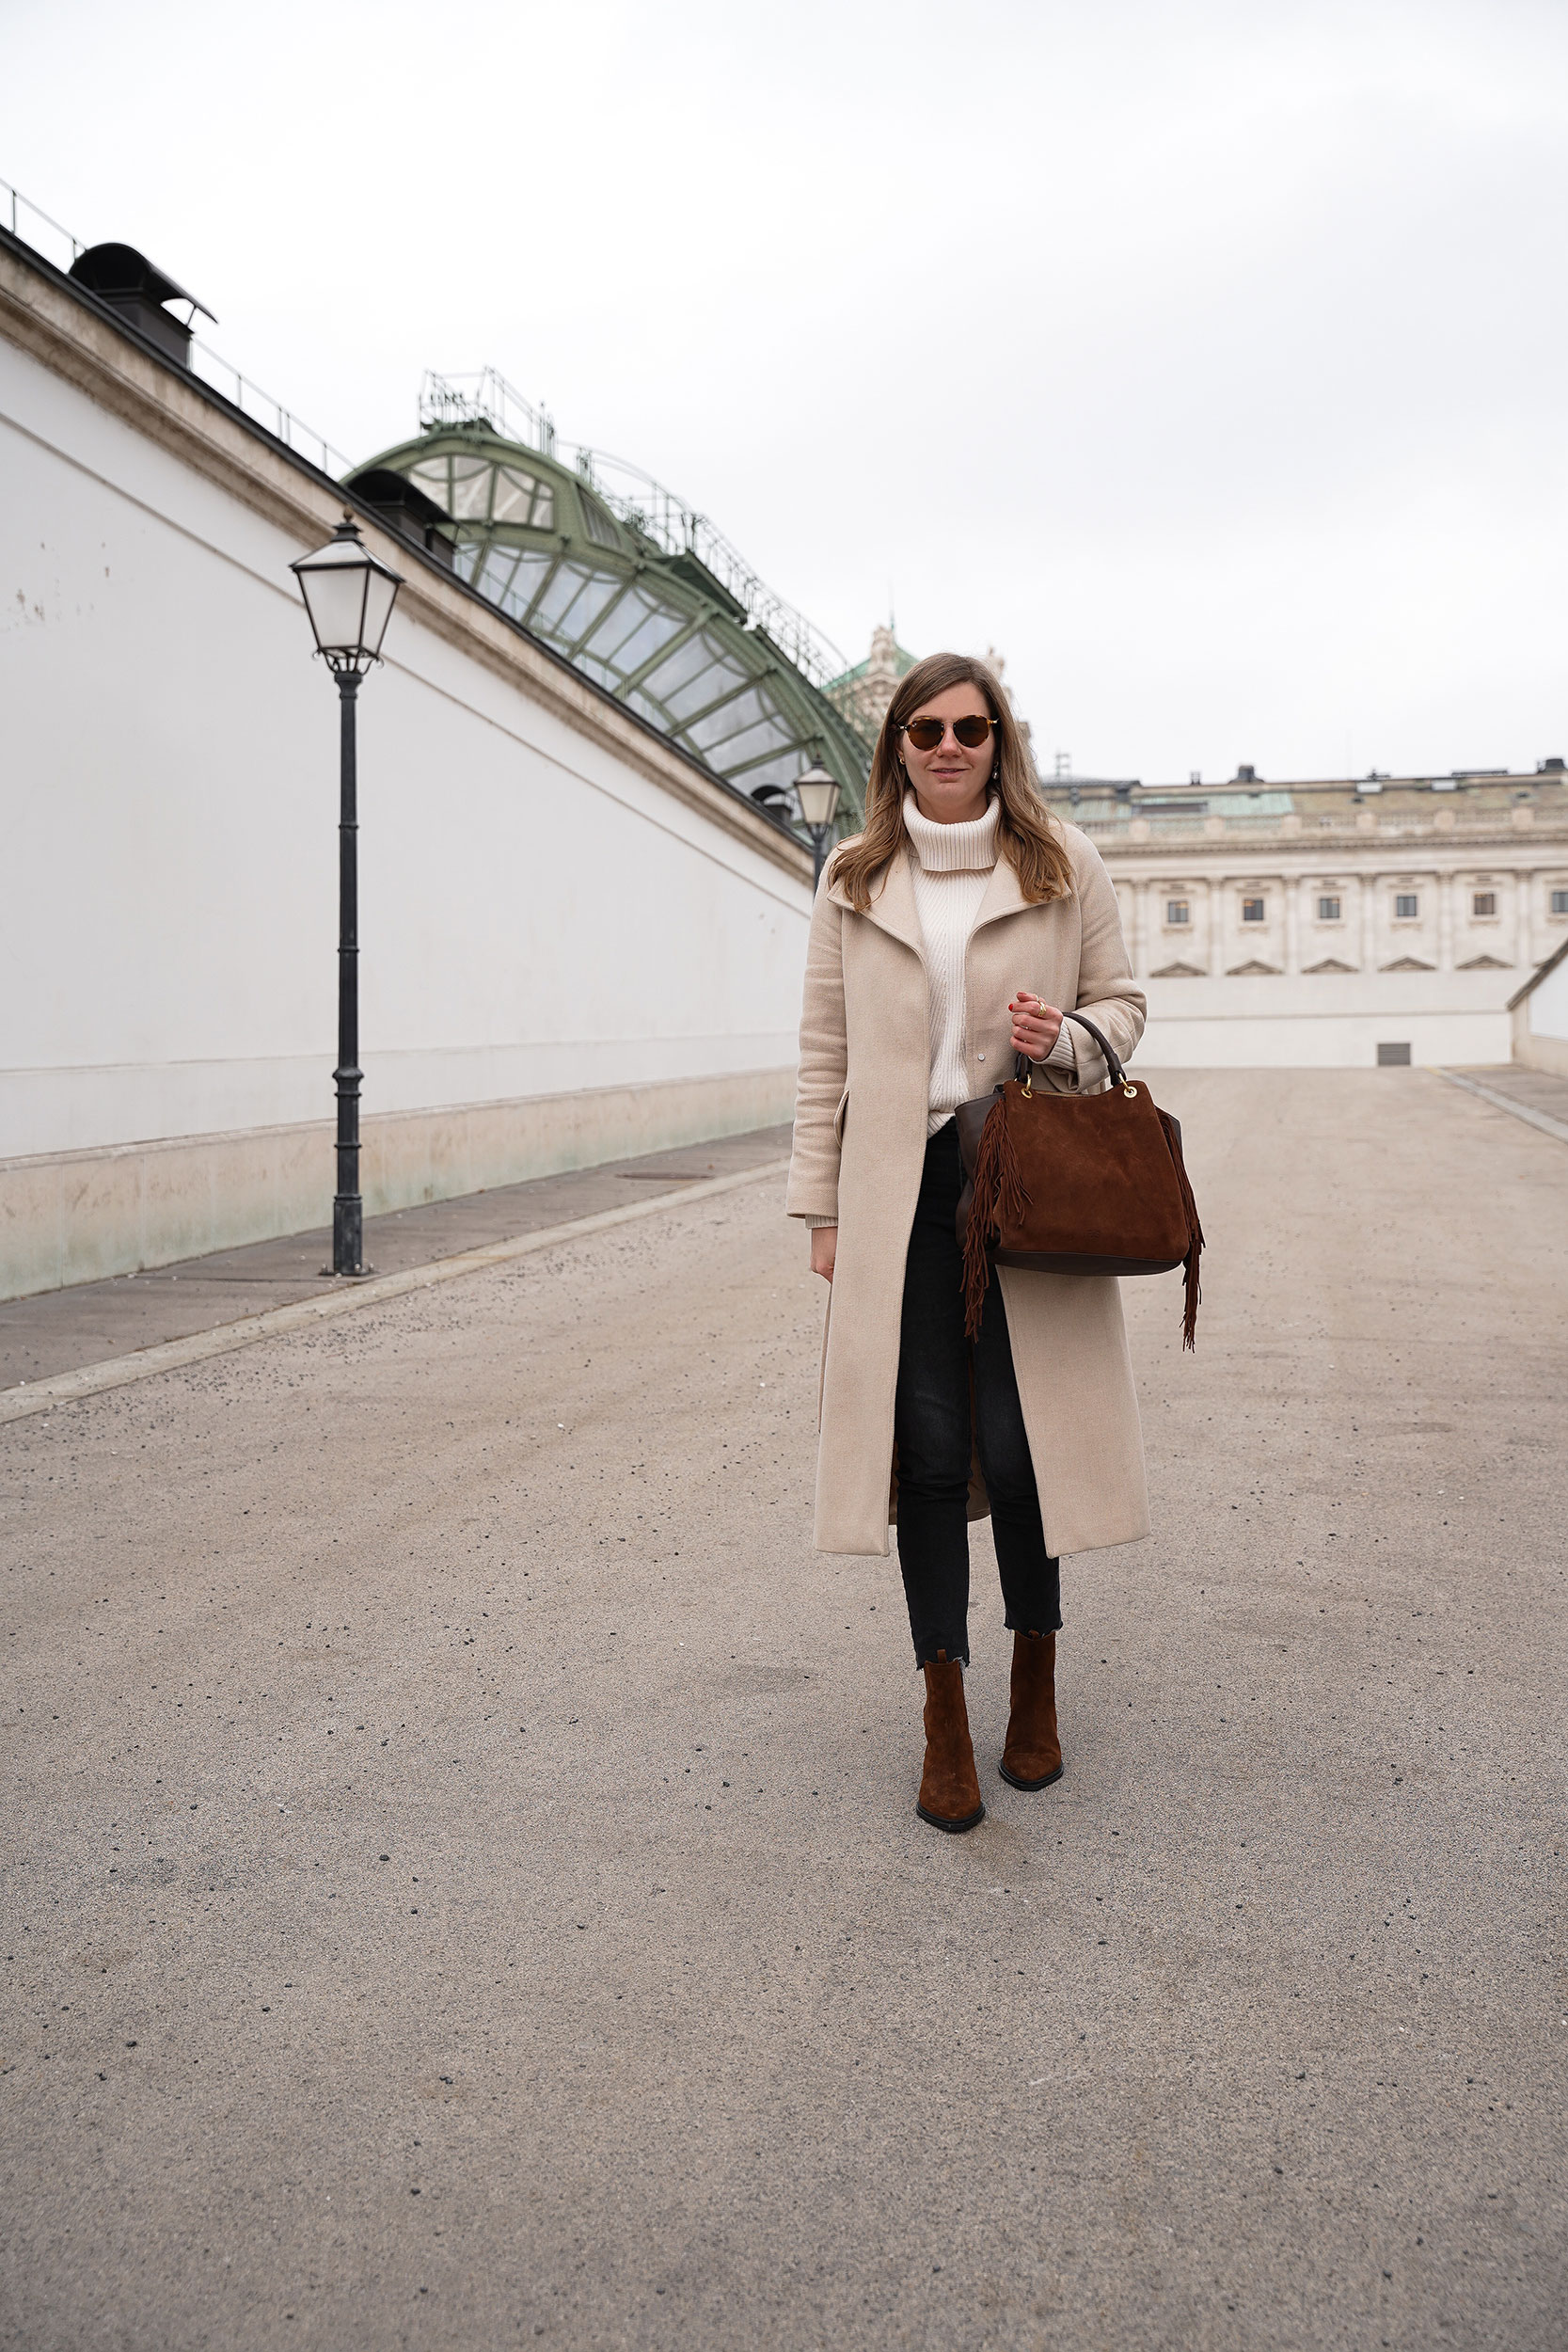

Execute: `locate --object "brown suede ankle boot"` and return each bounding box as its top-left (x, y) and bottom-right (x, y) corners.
top-left (999, 1630), bottom-right (1063, 1791)
top-left (916, 1652), bottom-right (985, 1833)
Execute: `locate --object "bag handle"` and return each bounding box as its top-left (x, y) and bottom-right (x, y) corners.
top-left (1015, 1009), bottom-right (1132, 1093)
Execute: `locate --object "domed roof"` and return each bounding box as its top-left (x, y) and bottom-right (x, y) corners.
top-left (349, 402), bottom-right (869, 823)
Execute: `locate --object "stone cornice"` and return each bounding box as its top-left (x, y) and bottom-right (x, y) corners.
top-left (1086, 827), bottom-right (1567, 873)
top-left (0, 232), bottom-right (812, 887)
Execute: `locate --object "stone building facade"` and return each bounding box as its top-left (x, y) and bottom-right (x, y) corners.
top-left (825, 624), bottom-right (917, 742)
top-left (826, 628), bottom-right (1031, 755)
top-left (1037, 769), bottom-right (1568, 1067)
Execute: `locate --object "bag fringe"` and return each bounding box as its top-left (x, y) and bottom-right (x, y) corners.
top-left (1181, 1240), bottom-right (1202, 1351)
top-left (1166, 1129), bottom-right (1205, 1352)
top-left (961, 1094), bottom-right (1028, 1340)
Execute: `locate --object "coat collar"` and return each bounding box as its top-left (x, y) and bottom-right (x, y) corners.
top-left (831, 845), bottom-right (925, 961)
top-left (969, 849), bottom-right (1030, 935)
top-left (830, 840), bottom-right (1034, 960)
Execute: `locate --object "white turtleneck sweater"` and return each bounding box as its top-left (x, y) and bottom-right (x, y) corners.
top-left (903, 791), bottom-right (1074, 1137)
top-left (802, 797), bottom-right (1075, 1226)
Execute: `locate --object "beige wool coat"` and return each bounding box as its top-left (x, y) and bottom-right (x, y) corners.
top-left (786, 823), bottom-right (1150, 1560)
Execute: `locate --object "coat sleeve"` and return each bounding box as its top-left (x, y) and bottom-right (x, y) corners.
top-left (785, 879), bottom-right (848, 1221)
top-left (1043, 832), bottom-right (1147, 1094)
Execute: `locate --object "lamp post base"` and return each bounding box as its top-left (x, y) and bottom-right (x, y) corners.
top-left (325, 1193), bottom-right (368, 1279)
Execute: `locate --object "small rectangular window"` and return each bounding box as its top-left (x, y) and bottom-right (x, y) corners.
top-left (1471, 891), bottom-right (1496, 917)
top-left (1552, 889), bottom-right (1568, 915)
top-left (1165, 898), bottom-right (1190, 926)
top-left (1317, 895), bottom-right (1340, 922)
top-left (1394, 893), bottom-right (1419, 919)
top-left (1242, 897), bottom-right (1265, 924)
top-left (1377, 1042), bottom-right (1412, 1067)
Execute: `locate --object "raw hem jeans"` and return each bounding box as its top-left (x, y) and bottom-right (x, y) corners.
top-left (894, 1120), bottom-right (1061, 1667)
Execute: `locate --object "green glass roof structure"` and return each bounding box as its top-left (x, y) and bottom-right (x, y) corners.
top-left (348, 372), bottom-right (870, 825)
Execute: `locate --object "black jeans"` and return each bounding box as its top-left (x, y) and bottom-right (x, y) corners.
top-left (895, 1121), bottom-right (1061, 1667)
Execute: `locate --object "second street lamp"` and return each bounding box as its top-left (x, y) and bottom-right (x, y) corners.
top-left (290, 514), bottom-right (404, 1278)
top-left (795, 759), bottom-right (842, 892)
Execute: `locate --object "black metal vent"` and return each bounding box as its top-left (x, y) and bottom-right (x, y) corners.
top-left (350, 469), bottom-right (456, 570)
top-left (68, 243), bottom-right (214, 368)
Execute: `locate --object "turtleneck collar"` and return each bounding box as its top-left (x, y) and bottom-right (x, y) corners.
top-left (903, 789), bottom-right (1001, 874)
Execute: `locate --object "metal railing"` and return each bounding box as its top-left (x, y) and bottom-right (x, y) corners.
top-left (187, 339), bottom-right (350, 477)
top-left (419, 367), bottom-right (854, 693)
top-left (4, 170), bottom-right (350, 481)
top-left (2, 175), bottom-right (82, 271)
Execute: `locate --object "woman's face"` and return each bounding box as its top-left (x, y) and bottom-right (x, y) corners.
top-left (898, 682), bottom-right (997, 825)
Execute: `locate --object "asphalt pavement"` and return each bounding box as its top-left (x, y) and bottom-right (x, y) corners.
top-left (1, 1069), bottom-right (1563, 2351)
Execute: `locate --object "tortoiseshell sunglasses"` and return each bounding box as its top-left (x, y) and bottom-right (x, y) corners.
top-left (899, 715), bottom-right (997, 751)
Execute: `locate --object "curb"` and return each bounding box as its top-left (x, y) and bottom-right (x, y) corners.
top-left (1438, 1070), bottom-right (1568, 1146)
top-left (0, 1157), bottom-right (792, 1428)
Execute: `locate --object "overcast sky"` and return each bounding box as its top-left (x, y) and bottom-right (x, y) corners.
top-left (5, 0), bottom-right (1566, 783)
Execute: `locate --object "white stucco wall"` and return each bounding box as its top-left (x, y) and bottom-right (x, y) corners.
top-left (1525, 951), bottom-right (1568, 1043)
top-left (1133, 969), bottom-right (1513, 1068)
top-left (0, 279), bottom-right (815, 1295)
top-left (1511, 948), bottom-right (1568, 1076)
top-left (0, 337), bottom-right (808, 1161)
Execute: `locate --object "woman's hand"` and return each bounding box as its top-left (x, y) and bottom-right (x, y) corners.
top-left (810, 1227), bottom-right (837, 1283)
top-left (1008, 992), bottom-right (1064, 1059)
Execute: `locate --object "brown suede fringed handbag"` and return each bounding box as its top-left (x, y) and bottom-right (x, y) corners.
top-left (954, 1011), bottom-right (1204, 1349)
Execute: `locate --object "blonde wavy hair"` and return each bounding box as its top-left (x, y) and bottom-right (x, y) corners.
top-left (831, 651), bottom-right (1074, 914)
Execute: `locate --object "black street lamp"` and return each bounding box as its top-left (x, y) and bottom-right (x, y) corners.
top-left (290, 515), bottom-right (404, 1277)
top-left (795, 760), bottom-right (842, 892)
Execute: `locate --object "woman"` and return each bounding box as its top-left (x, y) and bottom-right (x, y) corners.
top-left (786, 652), bottom-right (1148, 1833)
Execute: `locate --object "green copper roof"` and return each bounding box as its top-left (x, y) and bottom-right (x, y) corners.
top-left (826, 634), bottom-right (919, 692)
top-left (348, 401), bottom-right (870, 825)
